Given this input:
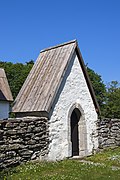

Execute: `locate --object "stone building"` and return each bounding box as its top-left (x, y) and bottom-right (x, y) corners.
top-left (0, 68), bottom-right (13, 119)
top-left (12, 40), bottom-right (100, 160)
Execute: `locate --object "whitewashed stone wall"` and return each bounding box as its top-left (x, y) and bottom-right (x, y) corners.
top-left (48, 52), bottom-right (98, 160)
top-left (0, 101), bottom-right (10, 119)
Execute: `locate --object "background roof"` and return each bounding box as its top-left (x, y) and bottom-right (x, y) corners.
top-left (0, 68), bottom-right (13, 101)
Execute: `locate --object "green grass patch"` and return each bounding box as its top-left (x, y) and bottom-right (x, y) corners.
top-left (85, 147), bottom-right (120, 167)
top-left (0, 147), bottom-right (120, 180)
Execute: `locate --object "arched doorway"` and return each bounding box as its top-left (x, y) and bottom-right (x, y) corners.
top-left (71, 108), bottom-right (81, 156)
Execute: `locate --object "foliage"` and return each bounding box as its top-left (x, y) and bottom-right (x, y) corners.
top-left (103, 81), bottom-right (120, 118)
top-left (0, 60), bottom-right (34, 99)
top-left (87, 67), bottom-right (106, 109)
top-left (0, 147), bottom-right (120, 180)
top-left (87, 68), bottom-right (120, 118)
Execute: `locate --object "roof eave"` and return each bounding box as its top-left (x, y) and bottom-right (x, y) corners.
top-left (13, 111), bottom-right (49, 118)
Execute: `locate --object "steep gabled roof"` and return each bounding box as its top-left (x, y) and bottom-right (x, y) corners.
top-left (0, 68), bottom-right (13, 102)
top-left (12, 40), bottom-right (100, 114)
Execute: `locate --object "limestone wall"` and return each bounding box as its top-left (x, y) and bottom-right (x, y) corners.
top-left (0, 116), bottom-right (120, 169)
top-left (0, 117), bottom-right (49, 169)
top-left (98, 118), bottom-right (120, 148)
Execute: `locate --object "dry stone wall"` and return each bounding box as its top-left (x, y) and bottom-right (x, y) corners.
top-left (0, 116), bottom-right (120, 169)
top-left (98, 118), bottom-right (120, 148)
top-left (0, 117), bottom-right (49, 169)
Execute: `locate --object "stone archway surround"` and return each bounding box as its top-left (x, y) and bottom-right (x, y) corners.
top-left (68, 103), bottom-right (88, 157)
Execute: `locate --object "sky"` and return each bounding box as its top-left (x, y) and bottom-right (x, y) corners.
top-left (0, 0), bottom-right (120, 83)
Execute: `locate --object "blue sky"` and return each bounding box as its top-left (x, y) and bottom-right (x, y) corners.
top-left (0, 0), bottom-right (120, 83)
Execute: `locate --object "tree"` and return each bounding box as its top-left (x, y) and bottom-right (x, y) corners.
top-left (104, 81), bottom-right (120, 118)
top-left (87, 67), bottom-right (106, 111)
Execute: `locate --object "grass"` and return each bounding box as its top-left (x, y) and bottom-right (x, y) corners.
top-left (0, 147), bottom-right (120, 180)
top-left (85, 146), bottom-right (120, 167)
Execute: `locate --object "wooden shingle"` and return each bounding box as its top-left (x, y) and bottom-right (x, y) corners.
top-left (12, 40), bottom-right (100, 114)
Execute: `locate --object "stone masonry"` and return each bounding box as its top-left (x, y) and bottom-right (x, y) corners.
top-left (98, 118), bottom-right (120, 148)
top-left (0, 117), bottom-right (120, 169)
top-left (48, 52), bottom-right (98, 160)
top-left (0, 117), bottom-right (49, 169)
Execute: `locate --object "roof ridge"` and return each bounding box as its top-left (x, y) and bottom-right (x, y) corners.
top-left (40, 39), bottom-right (77, 53)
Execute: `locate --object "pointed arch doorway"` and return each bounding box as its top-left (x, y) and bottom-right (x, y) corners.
top-left (70, 108), bottom-right (81, 156)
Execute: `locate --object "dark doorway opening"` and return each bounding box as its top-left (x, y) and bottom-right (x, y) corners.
top-left (71, 108), bottom-right (81, 156)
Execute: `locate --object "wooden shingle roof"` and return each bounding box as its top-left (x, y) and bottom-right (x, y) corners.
top-left (0, 68), bottom-right (13, 101)
top-left (12, 40), bottom-right (100, 114)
